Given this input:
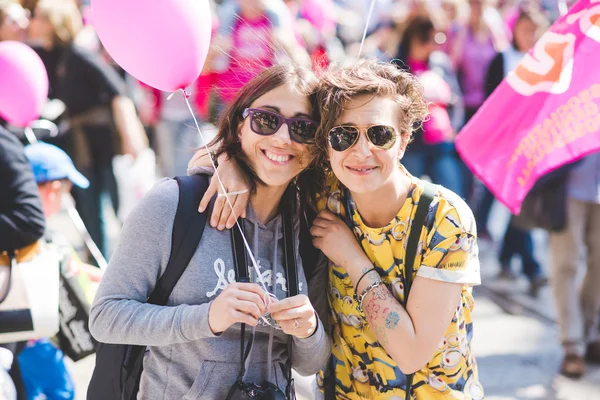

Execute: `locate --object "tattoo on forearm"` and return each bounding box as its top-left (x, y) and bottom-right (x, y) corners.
top-left (385, 311), bottom-right (400, 329)
top-left (361, 284), bottom-right (403, 347)
top-left (370, 285), bottom-right (389, 301)
top-left (365, 301), bottom-right (381, 319)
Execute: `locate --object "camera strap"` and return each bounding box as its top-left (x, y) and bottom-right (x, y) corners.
top-left (232, 212), bottom-right (299, 396)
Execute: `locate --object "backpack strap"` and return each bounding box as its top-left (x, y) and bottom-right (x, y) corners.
top-left (122, 175), bottom-right (209, 400)
top-left (148, 175), bottom-right (210, 304)
top-left (403, 181), bottom-right (436, 303)
top-left (403, 181), bottom-right (436, 400)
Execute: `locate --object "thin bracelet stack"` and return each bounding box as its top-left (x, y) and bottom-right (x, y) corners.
top-left (353, 267), bottom-right (383, 312)
top-left (355, 268), bottom-right (376, 294)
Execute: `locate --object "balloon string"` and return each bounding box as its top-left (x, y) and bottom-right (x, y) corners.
top-left (177, 90), bottom-right (272, 299)
top-left (357, 0), bottom-right (377, 59)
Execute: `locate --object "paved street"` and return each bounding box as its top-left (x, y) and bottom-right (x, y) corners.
top-left (67, 201), bottom-right (600, 400)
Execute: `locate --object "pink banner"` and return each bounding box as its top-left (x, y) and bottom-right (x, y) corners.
top-left (455, 0), bottom-right (600, 214)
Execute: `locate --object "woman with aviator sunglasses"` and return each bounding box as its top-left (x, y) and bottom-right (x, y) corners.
top-left (191, 59), bottom-right (484, 399)
top-left (89, 64), bottom-right (331, 400)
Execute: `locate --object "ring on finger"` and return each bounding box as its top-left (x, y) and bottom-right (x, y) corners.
top-left (292, 319), bottom-right (300, 329)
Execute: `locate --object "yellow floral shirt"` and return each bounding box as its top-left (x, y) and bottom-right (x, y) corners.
top-left (317, 174), bottom-right (484, 399)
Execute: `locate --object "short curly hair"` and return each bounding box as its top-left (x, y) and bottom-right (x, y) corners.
top-left (312, 59), bottom-right (429, 179)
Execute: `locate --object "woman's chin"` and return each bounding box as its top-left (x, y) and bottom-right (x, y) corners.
top-left (255, 165), bottom-right (303, 189)
top-left (256, 170), bottom-right (299, 190)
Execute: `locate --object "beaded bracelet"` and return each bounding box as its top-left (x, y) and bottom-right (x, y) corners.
top-left (356, 281), bottom-right (383, 312)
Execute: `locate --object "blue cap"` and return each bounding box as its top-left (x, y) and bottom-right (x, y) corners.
top-left (24, 142), bottom-right (90, 189)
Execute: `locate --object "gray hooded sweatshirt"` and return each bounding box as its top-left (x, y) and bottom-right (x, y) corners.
top-left (89, 179), bottom-right (331, 400)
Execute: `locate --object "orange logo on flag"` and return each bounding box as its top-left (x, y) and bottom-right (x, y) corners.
top-left (507, 32), bottom-right (575, 96)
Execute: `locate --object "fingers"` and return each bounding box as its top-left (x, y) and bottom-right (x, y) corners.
top-left (232, 282), bottom-right (267, 298)
top-left (234, 299), bottom-right (263, 319)
top-left (312, 237), bottom-right (323, 250)
top-left (235, 290), bottom-right (266, 315)
top-left (226, 207), bottom-right (239, 230)
top-left (198, 179), bottom-right (218, 213)
top-left (226, 195), bottom-right (243, 229)
top-left (210, 194), bottom-right (227, 227)
top-left (277, 310), bottom-right (318, 338)
top-left (231, 310), bottom-right (259, 327)
top-left (317, 210), bottom-right (338, 220)
top-left (271, 306), bottom-right (306, 322)
top-left (238, 191), bottom-right (250, 219)
top-left (217, 196), bottom-right (234, 230)
top-left (209, 283), bottom-right (267, 333)
top-left (210, 192), bottom-right (250, 229)
top-left (309, 224), bottom-right (327, 238)
top-left (310, 217), bottom-right (329, 230)
top-left (267, 295), bottom-right (308, 314)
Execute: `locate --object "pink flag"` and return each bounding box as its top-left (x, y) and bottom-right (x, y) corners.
top-left (455, 0), bottom-right (600, 214)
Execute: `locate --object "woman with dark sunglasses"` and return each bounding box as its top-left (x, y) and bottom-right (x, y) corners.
top-left (89, 64), bottom-right (331, 399)
top-left (191, 59), bottom-right (484, 399)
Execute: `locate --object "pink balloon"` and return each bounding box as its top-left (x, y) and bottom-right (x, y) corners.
top-left (301, 0), bottom-right (336, 34)
top-left (91, 0), bottom-right (212, 92)
top-left (0, 41), bottom-right (49, 127)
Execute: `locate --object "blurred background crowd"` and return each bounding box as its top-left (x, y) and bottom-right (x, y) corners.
top-left (2, 0), bottom-right (599, 399)
top-left (0, 0), bottom-right (572, 260)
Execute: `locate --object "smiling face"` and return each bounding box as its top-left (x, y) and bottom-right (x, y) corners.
top-left (327, 95), bottom-right (409, 195)
top-left (238, 83), bottom-right (313, 190)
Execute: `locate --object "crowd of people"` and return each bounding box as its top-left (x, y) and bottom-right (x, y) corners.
top-left (1, 0), bottom-right (599, 399)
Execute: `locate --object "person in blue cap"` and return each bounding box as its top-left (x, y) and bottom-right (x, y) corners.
top-left (25, 141), bottom-right (102, 282)
top-left (25, 142), bottom-right (90, 217)
top-left (20, 142), bottom-right (101, 400)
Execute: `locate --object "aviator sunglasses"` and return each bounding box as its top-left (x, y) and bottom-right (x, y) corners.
top-left (242, 108), bottom-right (317, 144)
top-left (328, 125), bottom-right (399, 152)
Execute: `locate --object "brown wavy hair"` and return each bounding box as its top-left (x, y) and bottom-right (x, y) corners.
top-left (313, 59), bottom-right (429, 185)
top-left (208, 63), bottom-right (325, 212)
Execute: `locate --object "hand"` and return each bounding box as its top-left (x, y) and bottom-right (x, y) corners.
top-left (196, 156), bottom-right (250, 230)
top-left (208, 283), bottom-right (267, 334)
top-left (310, 210), bottom-right (365, 271)
top-left (268, 295), bottom-right (318, 339)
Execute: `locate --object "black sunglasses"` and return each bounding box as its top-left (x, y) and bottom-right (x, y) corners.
top-left (328, 125), bottom-right (398, 152)
top-left (242, 108), bottom-right (317, 144)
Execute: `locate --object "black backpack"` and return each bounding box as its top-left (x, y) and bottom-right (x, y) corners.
top-left (87, 175), bottom-right (318, 400)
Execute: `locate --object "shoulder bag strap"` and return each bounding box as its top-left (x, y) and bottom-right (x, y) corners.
top-left (403, 181), bottom-right (437, 400)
